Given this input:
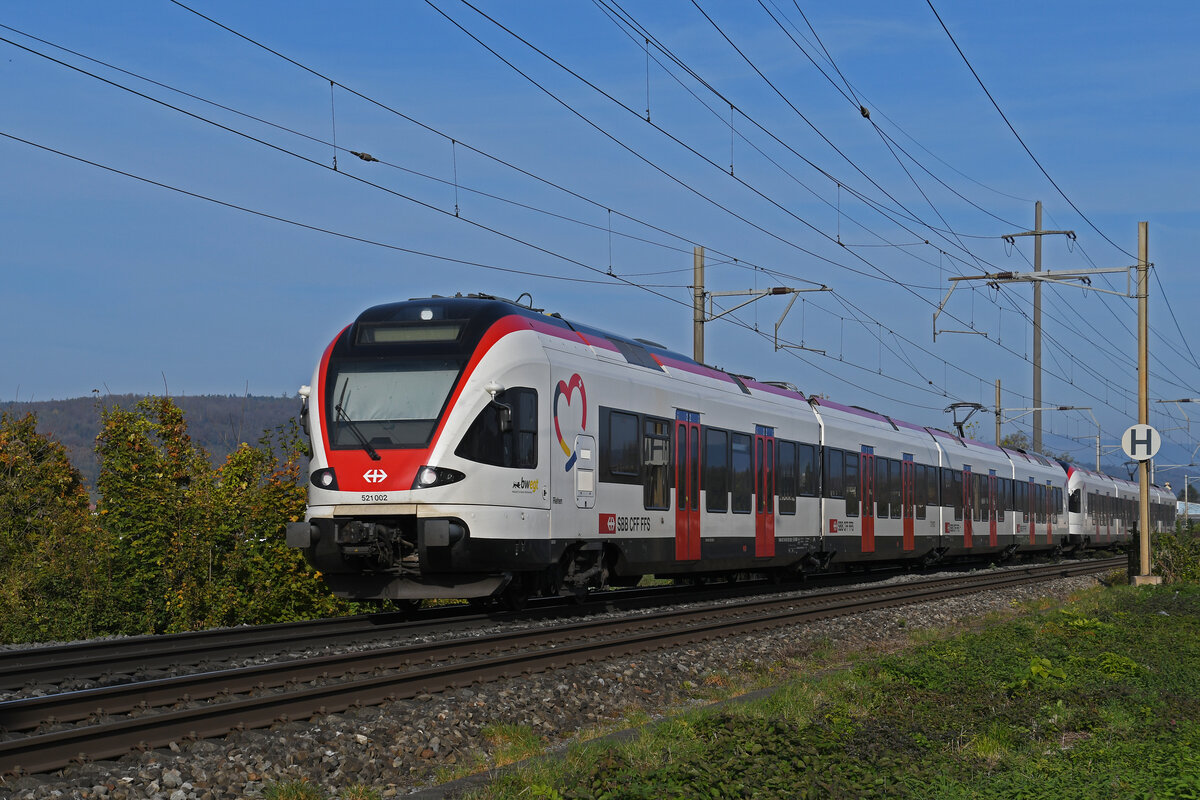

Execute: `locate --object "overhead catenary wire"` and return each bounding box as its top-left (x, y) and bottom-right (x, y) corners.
top-left (924, 0), bottom-right (1136, 262)
top-left (163, 0), bottom-right (1143, 411)
top-left (7, 6), bottom-right (1190, 448)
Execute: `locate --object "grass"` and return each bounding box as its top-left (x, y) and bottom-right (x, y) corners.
top-left (460, 582), bottom-right (1200, 799)
top-left (262, 781), bottom-right (382, 800)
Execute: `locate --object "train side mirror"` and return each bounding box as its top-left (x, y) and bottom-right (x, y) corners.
top-left (484, 380), bottom-right (513, 433)
top-left (298, 385), bottom-right (312, 437)
top-left (492, 400), bottom-right (513, 433)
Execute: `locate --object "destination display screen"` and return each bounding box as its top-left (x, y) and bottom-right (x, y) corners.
top-left (356, 322), bottom-right (464, 344)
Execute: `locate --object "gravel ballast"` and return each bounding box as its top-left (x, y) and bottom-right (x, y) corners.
top-left (0, 571), bottom-right (1103, 800)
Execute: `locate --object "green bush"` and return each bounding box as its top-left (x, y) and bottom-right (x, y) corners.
top-left (0, 412), bottom-right (118, 643)
top-left (1, 398), bottom-right (357, 643)
top-left (1153, 531), bottom-right (1200, 584)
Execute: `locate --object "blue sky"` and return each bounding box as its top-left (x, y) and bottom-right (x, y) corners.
top-left (2, 1), bottom-right (1198, 478)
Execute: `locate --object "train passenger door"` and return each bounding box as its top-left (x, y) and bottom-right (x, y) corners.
top-left (754, 427), bottom-right (775, 558)
top-left (901, 456), bottom-right (915, 551)
top-left (674, 411), bottom-right (701, 561)
top-left (988, 471), bottom-right (998, 546)
top-left (962, 466), bottom-right (973, 548)
top-left (860, 448), bottom-right (875, 553)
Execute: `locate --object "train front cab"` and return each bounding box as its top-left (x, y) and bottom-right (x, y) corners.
top-left (290, 298), bottom-right (564, 601)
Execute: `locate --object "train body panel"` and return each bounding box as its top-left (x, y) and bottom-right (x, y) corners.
top-left (1066, 467), bottom-right (1174, 549)
top-left (1003, 447), bottom-right (1069, 548)
top-left (287, 295), bottom-right (1170, 603)
top-left (813, 400), bottom-right (943, 564)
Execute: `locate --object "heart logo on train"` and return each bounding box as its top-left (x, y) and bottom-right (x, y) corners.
top-left (553, 373), bottom-right (587, 471)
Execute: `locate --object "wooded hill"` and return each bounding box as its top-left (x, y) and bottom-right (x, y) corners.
top-left (0, 394), bottom-right (301, 492)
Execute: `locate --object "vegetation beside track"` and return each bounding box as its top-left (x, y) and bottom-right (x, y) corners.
top-left (0, 398), bottom-right (356, 643)
top-left (459, 581), bottom-right (1200, 800)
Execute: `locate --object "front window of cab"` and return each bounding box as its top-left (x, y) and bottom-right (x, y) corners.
top-left (326, 357), bottom-right (464, 449)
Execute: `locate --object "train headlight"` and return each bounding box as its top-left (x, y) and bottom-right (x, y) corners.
top-left (413, 465), bottom-right (465, 489)
top-left (311, 468), bottom-right (338, 490)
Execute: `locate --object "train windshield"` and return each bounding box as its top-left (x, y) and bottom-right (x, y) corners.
top-left (325, 357), bottom-right (464, 449)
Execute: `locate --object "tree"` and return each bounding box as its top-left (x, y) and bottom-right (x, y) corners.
top-left (0, 412), bottom-right (116, 643)
top-left (198, 423), bottom-right (350, 627)
top-left (96, 397), bottom-right (212, 634)
top-left (998, 431), bottom-right (1075, 464)
top-left (95, 396), bottom-right (354, 635)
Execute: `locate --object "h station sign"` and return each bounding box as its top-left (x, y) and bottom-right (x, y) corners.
top-left (1121, 424), bottom-right (1161, 462)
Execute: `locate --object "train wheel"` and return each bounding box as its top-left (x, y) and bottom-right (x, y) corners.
top-left (380, 599), bottom-right (422, 617)
top-left (500, 589), bottom-right (529, 612)
top-left (500, 578), bottom-right (531, 612)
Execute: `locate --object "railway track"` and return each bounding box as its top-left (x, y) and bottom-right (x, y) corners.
top-left (0, 557), bottom-right (1120, 776)
top-left (0, 580), bottom-right (800, 691)
top-left (0, 563), bottom-right (944, 691)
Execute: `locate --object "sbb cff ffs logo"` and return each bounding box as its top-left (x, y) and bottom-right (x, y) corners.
top-left (598, 514), bottom-right (651, 533)
top-left (363, 469), bottom-right (388, 484)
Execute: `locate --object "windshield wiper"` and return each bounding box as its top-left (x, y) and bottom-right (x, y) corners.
top-left (335, 404), bottom-right (381, 461)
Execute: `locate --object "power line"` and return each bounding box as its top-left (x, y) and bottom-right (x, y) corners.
top-left (925, 0), bottom-right (1136, 261)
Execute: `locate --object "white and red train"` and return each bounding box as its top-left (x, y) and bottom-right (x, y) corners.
top-left (286, 294), bottom-right (1175, 604)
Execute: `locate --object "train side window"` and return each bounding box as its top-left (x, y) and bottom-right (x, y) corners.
top-left (731, 433), bottom-right (753, 513)
top-left (997, 478), bottom-right (1007, 522)
top-left (824, 448), bottom-right (844, 498)
top-left (940, 467), bottom-right (953, 512)
top-left (778, 440), bottom-right (797, 515)
top-left (704, 428), bottom-right (729, 513)
top-left (874, 458), bottom-right (887, 518)
top-left (454, 387), bottom-right (538, 469)
top-left (879, 460), bottom-right (889, 518)
top-left (798, 444), bottom-right (817, 496)
top-left (1054, 487), bottom-right (1063, 522)
top-left (643, 418), bottom-right (671, 510)
top-left (888, 459), bottom-right (902, 519)
top-left (952, 469), bottom-right (964, 521)
top-left (975, 473), bottom-right (986, 522)
top-left (605, 410), bottom-right (640, 479)
top-left (980, 473), bottom-right (989, 522)
top-left (844, 452), bottom-right (859, 517)
top-left (914, 464), bottom-right (928, 520)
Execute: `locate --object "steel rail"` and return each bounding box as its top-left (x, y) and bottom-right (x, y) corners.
top-left (0, 579), bottom-right (786, 689)
top-left (0, 610), bottom-right (419, 689)
top-left (0, 558), bottom-right (1116, 731)
top-left (0, 558), bottom-right (1118, 776)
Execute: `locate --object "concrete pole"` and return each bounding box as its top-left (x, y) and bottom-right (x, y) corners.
top-left (995, 379), bottom-right (1002, 444)
top-left (1033, 201), bottom-right (1043, 455)
top-left (1133, 221), bottom-right (1160, 585)
top-left (693, 246), bottom-right (705, 364)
